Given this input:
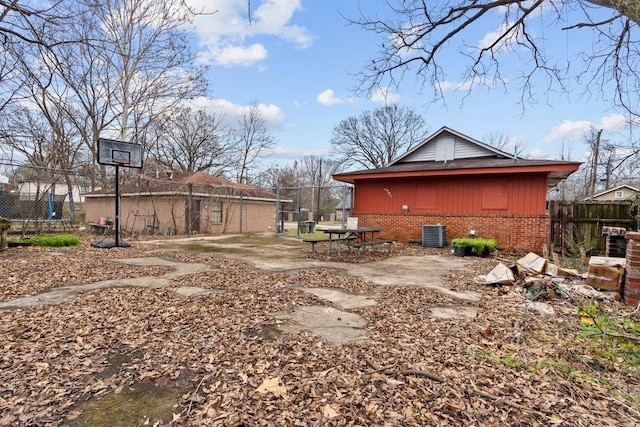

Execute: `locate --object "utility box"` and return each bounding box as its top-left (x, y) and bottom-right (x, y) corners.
top-left (422, 224), bottom-right (446, 248)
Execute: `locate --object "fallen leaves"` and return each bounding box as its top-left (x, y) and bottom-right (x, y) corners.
top-left (0, 237), bottom-right (638, 426)
top-left (255, 377), bottom-right (289, 398)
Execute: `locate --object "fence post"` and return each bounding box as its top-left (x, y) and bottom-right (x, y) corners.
top-left (0, 217), bottom-right (9, 251)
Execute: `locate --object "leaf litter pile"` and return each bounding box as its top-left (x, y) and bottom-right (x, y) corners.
top-left (1, 238), bottom-right (639, 426)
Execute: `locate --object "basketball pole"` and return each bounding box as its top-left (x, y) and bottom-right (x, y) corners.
top-left (111, 160), bottom-right (130, 247)
top-left (115, 164), bottom-right (121, 247)
top-left (93, 138), bottom-right (139, 249)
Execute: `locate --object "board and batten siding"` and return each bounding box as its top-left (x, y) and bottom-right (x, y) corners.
top-left (353, 174), bottom-right (548, 215)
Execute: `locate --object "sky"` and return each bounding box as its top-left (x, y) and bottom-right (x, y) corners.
top-left (183, 0), bottom-right (638, 169)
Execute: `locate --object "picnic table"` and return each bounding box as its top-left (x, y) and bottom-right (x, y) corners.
top-left (307, 226), bottom-right (393, 257)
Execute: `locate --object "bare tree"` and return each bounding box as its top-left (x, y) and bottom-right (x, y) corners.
top-left (0, 1), bottom-right (80, 114)
top-left (2, 0), bottom-right (208, 189)
top-left (5, 37), bottom-right (95, 200)
top-left (585, 127), bottom-right (605, 198)
top-left (351, 1), bottom-right (640, 117)
top-left (483, 131), bottom-right (527, 158)
top-left (0, 1), bottom-right (73, 46)
top-left (94, 0), bottom-right (208, 141)
top-left (0, 106), bottom-right (58, 171)
top-left (330, 104), bottom-right (429, 169)
top-left (610, 150), bottom-right (640, 187)
top-left (297, 155), bottom-right (342, 218)
top-left (0, 103), bottom-right (85, 204)
top-left (149, 107), bottom-right (229, 174)
top-left (298, 156), bottom-right (340, 187)
top-left (252, 161), bottom-right (308, 191)
top-left (230, 102), bottom-right (277, 184)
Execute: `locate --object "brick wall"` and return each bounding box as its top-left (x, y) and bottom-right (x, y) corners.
top-left (354, 211), bottom-right (550, 253)
top-left (624, 231), bottom-right (640, 306)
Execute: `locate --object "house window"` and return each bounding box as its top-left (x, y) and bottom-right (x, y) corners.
top-left (615, 191), bottom-right (624, 199)
top-left (211, 201), bottom-right (223, 223)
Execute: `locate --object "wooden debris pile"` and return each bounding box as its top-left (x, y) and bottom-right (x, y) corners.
top-left (475, 252), bottom-right (624, 304)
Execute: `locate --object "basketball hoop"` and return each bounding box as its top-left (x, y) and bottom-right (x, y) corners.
top-left (92, 138), bottom-right (143, 249)
top-left (97, 138), bottom-right (143, 169)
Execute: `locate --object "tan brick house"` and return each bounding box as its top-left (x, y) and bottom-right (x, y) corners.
top-left (84, 172), bottom-right (281, 236)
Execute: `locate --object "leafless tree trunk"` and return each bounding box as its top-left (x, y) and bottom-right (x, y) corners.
top-left (230, 101), bottom-right (276, 184)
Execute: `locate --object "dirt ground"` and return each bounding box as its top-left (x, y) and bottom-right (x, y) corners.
top-left (0, 233), bottom-right (639, 426)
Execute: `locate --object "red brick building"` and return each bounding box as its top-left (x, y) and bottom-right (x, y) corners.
top-left (332, 126), bottom-right (581, 253)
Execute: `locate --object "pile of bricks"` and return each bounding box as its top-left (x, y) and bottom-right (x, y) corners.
top-left (602, 226), bottom-right (627, 258)
top-left (625, 231), bottom-right (640, 306)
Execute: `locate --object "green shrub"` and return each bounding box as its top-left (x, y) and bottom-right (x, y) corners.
top-left (10, 234), bottom-right (80, 247)
top-left (451, 237), bottom-right (497, 253)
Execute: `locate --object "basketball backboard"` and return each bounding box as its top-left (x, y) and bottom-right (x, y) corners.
top-left (97, 138), bottom-right (143, 168)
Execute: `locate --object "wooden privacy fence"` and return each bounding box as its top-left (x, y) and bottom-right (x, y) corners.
top-left (549, 200), bottom-right (638, 256)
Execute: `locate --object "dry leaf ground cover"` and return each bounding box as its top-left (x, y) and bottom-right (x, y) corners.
top-left (0, 235), bottom-right (639, 426)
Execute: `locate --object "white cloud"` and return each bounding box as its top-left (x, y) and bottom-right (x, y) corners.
top-left (252, 0), bottom-right (314, 48)
top-left (189, 96), bottom-right (286, 130)
top-left (270, 145), bottom-right (328, 159)
top-left (208, 43), bottom-right (268, 67)
top-left (439, 80), bottom-right (471, 92)
top-left (370, 88), bottom-right (401, 103)
top-left (543, 114), bottom-right (630, 143)
top-left (527, 148), bottom-right (547, 159)
top-left (188, 0), bottom-right (314, 67)
top-left (316, 87), bottom-right (397, 106)
top-left (478, 2), bottom-right (551, 53)
top-left (478, 22), bottom-right (517, 52)
top-left (317, 89), bottom-right (344, 106)
top-left (601, 113), bottom-right (630, 130)
top-left (542, 120), bottom-right (593, 143)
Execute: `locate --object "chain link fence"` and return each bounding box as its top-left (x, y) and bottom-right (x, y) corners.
top-left (274, 184), bottom-right (353, 236)
top-left (0, 163), bottom-right (97, 234)
top-left (0, 163), bottom-right (356, 237)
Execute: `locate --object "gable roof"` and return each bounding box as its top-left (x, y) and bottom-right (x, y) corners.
top-left (333, 126), bottom-right (581, 187)
top-left (84, 171), bottom-right (281, 202)
top-left (390, 126), bottom-right (515, 165)
top-left (583, 184), bottom-right (639, 201)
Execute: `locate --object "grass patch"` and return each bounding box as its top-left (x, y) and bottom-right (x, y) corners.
top-left (9, 234), bottom-right (80, 247)
top-left (577, 302), bottom-right (640, 372)
top-left (283, 227), bottom-right (327, 240)
top-left (500, 352), bottom-right (521, 369)
top-left (451, 237), bottom-right (497, 256)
